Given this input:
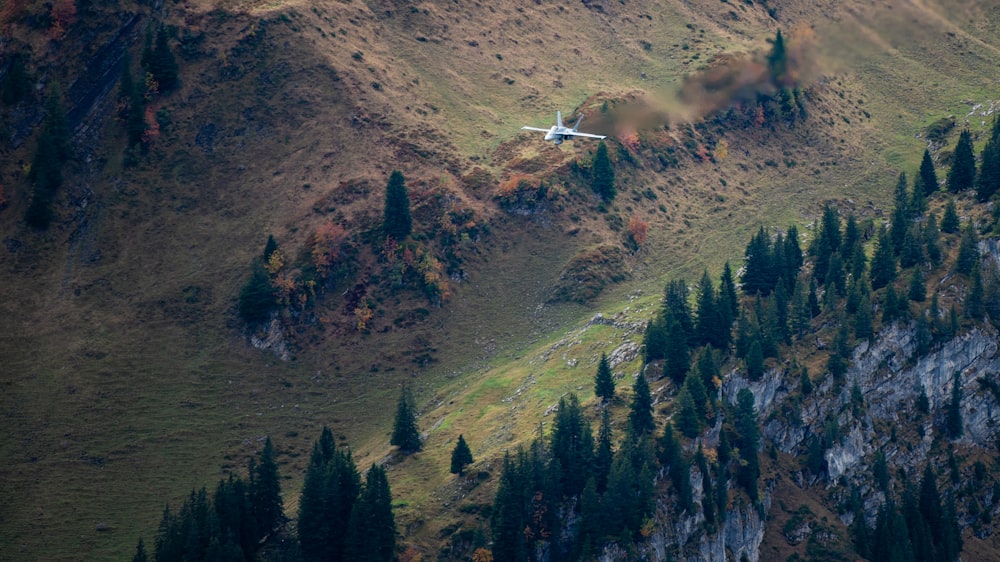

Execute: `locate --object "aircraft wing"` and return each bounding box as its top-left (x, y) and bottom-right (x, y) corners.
top-left (521, 126), bottom-right (551, 132)
top-left (563, 131), bottom-right (606, 139)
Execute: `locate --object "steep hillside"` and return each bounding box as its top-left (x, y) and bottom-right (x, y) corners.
top-left (1, 0), bottom-right (999, 559)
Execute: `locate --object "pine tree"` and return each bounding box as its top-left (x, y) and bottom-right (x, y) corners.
top-left (675, 386), bottom-right (701, 438)
top-left (391, 386), bottom-right (421, 452)
top-left (594, 409), bottom-right (613, 493)
top-left (663, 314), bottom-right (691, 383)
top-left (977, 116), bottom-right (1000, 202)
top-left (238, 262), bottom-right (275, 324)
top-left (298, 429), bottom-right (361, 562)
top-left (918, 148), bottom-right (939, 195)
top-left (628, 375), bottom-right (655, 438)
top-left (854, 292), bottom-right (874, 340)
top-left (251, 437), bottom-right (284, 538)
top-left (947, 129), bottom-right (976, 192)
top-left (491, 452), bottom-right (527, 562)
top-left (955, 222), bottom-right (980, 276)
top-left (591, 141), bottom-right (616, 202)
top-left (966, 263), bottom-right (984, 320)
top-left (450, 434), bottom-right (474, 475)
top-left (869, 224), bottom-right (897, 290)
top-left (1, 52), bottom-right (31, 105)
top-left (550, 394), bottom-right (594, 497)
top-left (947, 371), bottom-right (963, 439)
top-left (812, 204), bottom-right (842, 285)
top-left (696, 269), bottom-right (721, 347)
top-left (719, 261), bottom-right (740, 319)
top-left (735, 389), bottom-right (760, 501)
top-left (800, 367), bottom-right (813, 395)
top-left (594, 353), bottom-right (615, 403)
top-left (148, 25), bottom-right (179, 92)
top-left (131, 538), bottom-right (149, 562)
top-left (941, 199), bottom-right (960, 233)
top-left (746, 338), bottom-right (764, 381)
top-left (383, 170), bottom-right (412, 240)
top-left (344, 464), bottom-right (396, 562)
top-left (26, 86), bottom-right (70, 229)
top-left (908, 267), bottom-right (926, 302)
top-left (643, 319), bottom-right (667, 363)
top-left (925, 212), bottom-right (942, 266)
top-left (767, 29), bottom-right (788, 84)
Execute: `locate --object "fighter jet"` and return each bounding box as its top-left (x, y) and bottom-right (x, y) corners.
top-left (522, 111), bottom-right (606, 145)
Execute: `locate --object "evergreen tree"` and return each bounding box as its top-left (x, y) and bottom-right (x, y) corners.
top-left (643, 318), bottom-right (667, 363)
top-left (955, 221), bottom-right (980, 276)
top-left (594, 409), bottom-right (613, 493)
top-left (854, 292), bottom-right (874, 340)
top-left (298, 429), bottom-right (361, 562)
top-left (450, 434), bottom-right (474, 475)
top-left (883, 284), bottom-right (902, 324)
top-left (131, 538), bottom-right (149, 562)
top-left (719, 261), bottom-right (740, 319)
top-left (977, 116), bottom-right (1000, 202)
top-left (941, 199), bottom-right (960, 233)
top-left (26, 86), bottom-right (70, 229)
top-left (784, 225), bottom-right (804, 283)
top-left (908, 267), bottom-right (926, 302)
top-left (491, 452), bottom-right (527, 562)
top-left (947, 371), bottom-right (963, 439)
top-left (550, 394), bottom-right (594, 497)
top-left (391, 386), bottom-right (421, 453)
top-left (262, 234), bottom-right (279, 262)
top-left (910, 175), bottom-right (927, 216)
top-left (746, 339), bottom-right (764, 381)
top-left (344, 464), bottom-right (396, 562)
top-left (808, 278), bottom-right (821, 318)
top-left (919, 148), bottom-right (939, 195)
top-left (696, 270), bottom-right (721, 347)
top-left (925, 212), bottom-right (942, 266)
top-left (735, 389), bottom-right (760, 501)
top-left (383, 170), bottom-right (412, 240)
top-left (238, 262), bottom-right (275, 324)
top-left (827, 317), bottom-right (851, 381)
top-left (869, 224), bottom-right (897, 290)
top-left (675, 386), bottom-right (701, 439)
top-left (628, 375), bottom-right (655, 438)
top-left (812, 204), bottom-right (842, 285)
top-left (767, 29), bottom-right (788, 83)
top-left (251, 437), bottom-right (283, 538)
top-left (148, 25), bottom-right (179, 92)
top-left (947, 129), bottom-right (976, 192)
top-left (900, 223), bottom-right (924, 269)
top-left (591, 141), bottom-right (616, 202)
top-left (594, 353), bottom-right (615, 403)
top-left (800, 367), bottom-right (813, 395)
top-left (742, 226), bottom-right (775, 295)
top-left (1, 52), bottom-right (31, 105)
top-left (663, 279), bottom-right (695, 343)
top-left (966, 263), bottom-right (984, 320)
top-left (663, 314), bottom-right (691, 383)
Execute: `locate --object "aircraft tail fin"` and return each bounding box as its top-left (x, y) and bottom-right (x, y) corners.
top-left (556, 111), bottom-right (563, 128)
top-left (572, 114), bottom-right (584, 131)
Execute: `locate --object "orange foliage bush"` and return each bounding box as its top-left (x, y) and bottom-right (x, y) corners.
top-left (311, 222), bottom-right (348, 278)
top-left (399, 546), bottom-right (424, 562)
top-left (496, 173), bottom-right (536, 198)
top-left (472, 548), bottom-right (493, 562)
top-left (48, 0), bottom-right (76, 39)
top-left (629, 215), bottom-right (649, 246)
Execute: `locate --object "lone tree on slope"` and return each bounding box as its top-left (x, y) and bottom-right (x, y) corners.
top-left (594, 353), bottom-right (615, 403)
top-left (391, 386), bottom-right (421, 453)
top-left (591, 141), bottom-right (616, 202)
top-left (383, 170), bottom-right (412, 240)
top-left (450, 434), bottom-right (474, 475)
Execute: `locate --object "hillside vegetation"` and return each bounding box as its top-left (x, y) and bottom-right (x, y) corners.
top-left (1, 0), bottom-right (999, 559)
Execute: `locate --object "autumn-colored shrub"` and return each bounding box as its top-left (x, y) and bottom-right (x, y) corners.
top-left (628, 215), bottom-right (649, 247)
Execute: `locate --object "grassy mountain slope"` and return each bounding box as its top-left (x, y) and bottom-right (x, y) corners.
top-left (1, 0), bottom-right (998, 559)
